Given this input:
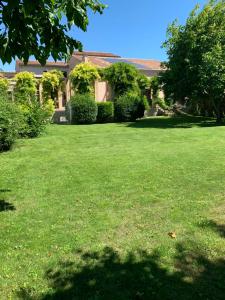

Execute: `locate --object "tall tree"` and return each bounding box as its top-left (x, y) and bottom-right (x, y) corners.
top-left (161, 0), bottom-right (225, 122)
top-left (0, 0), bottom-right (105, 65)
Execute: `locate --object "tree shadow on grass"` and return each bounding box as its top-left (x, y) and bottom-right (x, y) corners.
top-left (0, 189), bottom-right (15, 212)
top-left (127, 117), bottom-right (224, 129)
top-left (17, 242), bottom-right (225, 300)
top-left (199, 220), bottom-right (225, 238)
top-left (0, 199), bottom-right (15, 212)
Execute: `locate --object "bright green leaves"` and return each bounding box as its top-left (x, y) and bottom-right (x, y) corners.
top-left (161, 0), bottom-right (225, 121)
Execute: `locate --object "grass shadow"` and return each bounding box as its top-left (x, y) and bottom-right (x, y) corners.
top-left (127, 117), bottom-right (224, 129)
top-left (199, 220), bottom-right (225, 238)
top-left (17, 243), bottom-right (225, 300)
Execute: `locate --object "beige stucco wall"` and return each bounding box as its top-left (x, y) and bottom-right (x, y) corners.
top-left (16, 64), bottom-right (68, 76)
top-left (95, 81), bottom-right (113, 102)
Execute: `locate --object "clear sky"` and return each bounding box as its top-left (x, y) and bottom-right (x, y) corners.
top-left (0, 0), bottom-right (207, 71)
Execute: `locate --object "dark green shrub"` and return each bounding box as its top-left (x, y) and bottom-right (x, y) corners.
top-left (0, 97), bottom-right (22, 151)
top-left (97, 102), bottom-right (114, 123)
top-left (66, 94), bottom-right (97, 124)
top-left (114, 93), bottom-right (148, 122)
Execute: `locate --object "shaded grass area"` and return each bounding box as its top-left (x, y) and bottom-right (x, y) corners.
top-left (1, 117), bottom-right (225, 299)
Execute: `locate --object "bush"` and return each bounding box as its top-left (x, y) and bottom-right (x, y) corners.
top-left (103, 62), bottom-right (141, 97)
top-left (0, 77), bottom-right (9, 97)
top-left (19, 101), bottom-right (50, 138)
top-left (114, 93), bottom-right (148, 122)
top-left (66, 94), bottom-right (97, 124)
top-left (0, 98), bottom-right (22, 151)
top-left (14, 72), bottom-right (37, 103)
top-left (152, 97), bottom-right (169, 110)
top-left (97, 102), bottom-right (114, 123)
top-left (69, 63), bottom-right (100, 94)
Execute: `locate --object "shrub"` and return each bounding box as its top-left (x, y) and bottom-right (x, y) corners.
top-left (19, 101), bottom-right (50, 138)
top-left (0, 77), bottom-right (9, 97)
top-left (97, 102), bottom-right (114, 123)
top-left (0, 97), bottom-right (22, 151)
top-left (14, 72), bottom-right (37, 104)
top-left (69, 63), bottom-right (100, 94)
top-left (103, 62), bottom-right (140, 97)
top-left (66, 94), bottom-right (97, 124)
top-left (114, 93), bottom-right (148, 122)
top-left (152, 97), bottom-right (169, 110)
top-left (41, 70), bottom-right (64, 103)
top-left (43, 99), bottom-right (55, 120)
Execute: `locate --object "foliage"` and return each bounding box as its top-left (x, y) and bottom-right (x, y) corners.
top-left (103, 62), bottom-right (142, 97)
top-left (43, 99), bottom-right (55, 119)
top-left (150, 76), bottom-right (161, 99)
top-left (0, 0), bottom-right (105, 65)
top-left (69, 63), bottom-right (100, 94)
top-left (14, 72), bottom-right (37, 104)
top-left (97, 102), bottom-right (114, 123)
top-left (66, 94), bottom-right (97, 124)
top-left (114, 93), bottom-right (148, 122)
top-left (19, 101), bottom-right (50, 138)
top-left (153, 98), bottom-right (169, 110)
top-left (0, 77), bottom-right (9, 97)
top-left (41, 70), bottom-right (64, 103)
top-left (161, 0), bottom-right (225, 122)
top-left (137, 73), bottom-right (151, 92)
top-left (0, 97), bottom-right (22, 151)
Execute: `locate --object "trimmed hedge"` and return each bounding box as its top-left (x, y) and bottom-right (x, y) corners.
top-left (114, 93), bottom-right (148, 122)
top-left (0, 98), bottom-right (22, 151)
top-left (66, 94), bottom-right (97, 124)
top-left (97, 101), bottom-right (114, 123)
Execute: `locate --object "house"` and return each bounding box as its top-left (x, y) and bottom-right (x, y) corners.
top-left (2, 51), bottom-right (163, 122)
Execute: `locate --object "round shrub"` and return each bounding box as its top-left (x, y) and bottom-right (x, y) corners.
top-left (114, 93), bottom-right (148, 122)
top-left (97, 102), bottom-right (114, 123)
top-left (66, 94), bottom-right (97, 124)
top-left (0, 98), bottom-right (22, 151)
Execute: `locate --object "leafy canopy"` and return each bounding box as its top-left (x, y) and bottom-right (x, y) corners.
top-left (161, 0), bottom-right (225, 121)
top-left (69, 62), bottom-right (100, 94)
top-left (41, 70), bottom-right (64, 102)
top-left (103, 62), bottom-right (149, 97)
top-left (0, 0), bottom-right (106, 65)
top-left (14, 72), bottom-right (37, 104)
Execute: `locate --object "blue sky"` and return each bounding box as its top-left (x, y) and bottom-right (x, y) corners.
top-left (0, 0), bottom-right (207, 71)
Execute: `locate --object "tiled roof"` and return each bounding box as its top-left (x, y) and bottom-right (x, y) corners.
top-left (87, 57), bottom-right (162, 71)
top-left (16, 60), bottom-right (69, 67)
top-left (73, 51), bottom-right (120, 58)
top-left (126, 59), bottom-right (162, 70)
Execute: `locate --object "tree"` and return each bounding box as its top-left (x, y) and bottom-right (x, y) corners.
top-left (161, 0), bottom-right (225, 122)
top-left (0, 0), bottom-right (105, 65)
top-left (69, 62), bottom-right (100, 94)
top-left (103, 62), bottom-right (148, 97)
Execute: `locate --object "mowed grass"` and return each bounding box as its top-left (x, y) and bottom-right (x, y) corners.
top-left (0, 117), bottom-right (225, 299)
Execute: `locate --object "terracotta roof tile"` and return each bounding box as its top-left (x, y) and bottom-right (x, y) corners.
top-left (73, 51), bottom-right (120, 58)
top-left (16, 60), bottom-right (68, 67)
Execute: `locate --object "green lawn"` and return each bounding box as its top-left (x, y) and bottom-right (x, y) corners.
top-left (1, 117), bottom-right (225, 299)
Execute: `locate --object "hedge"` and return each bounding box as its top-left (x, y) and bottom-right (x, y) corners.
top-left (97, 101), bottom-right (114, 123)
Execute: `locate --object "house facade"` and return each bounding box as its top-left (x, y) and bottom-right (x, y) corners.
top-left (2, 51), bottom-right (163, 121)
